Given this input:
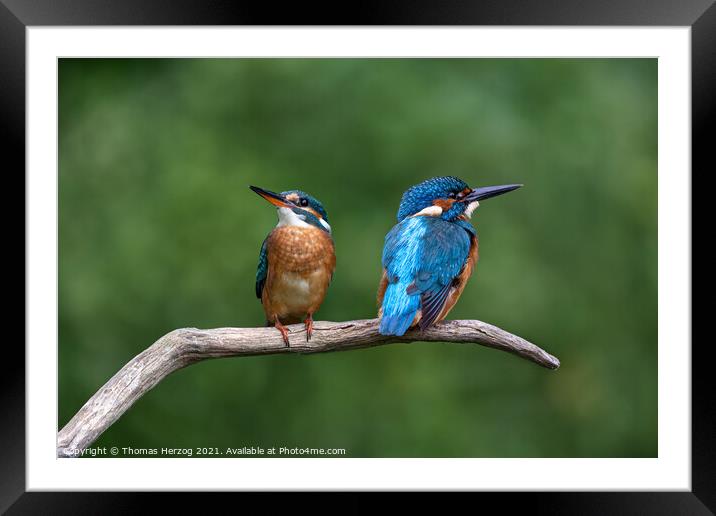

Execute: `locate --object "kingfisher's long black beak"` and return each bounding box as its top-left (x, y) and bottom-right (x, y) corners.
top-left (464, 184), bottom-right (522, 203)
top-left (249, 185), bottom-right (295, 208)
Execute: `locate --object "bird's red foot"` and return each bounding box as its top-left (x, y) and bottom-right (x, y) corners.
top-left (305, 314), bottom-right (314, 342)
top-left (274, 317), bottom-right (291, 347)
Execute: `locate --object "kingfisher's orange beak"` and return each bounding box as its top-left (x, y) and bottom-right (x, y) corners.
top-left (249, 185), bottom-right (295, 208)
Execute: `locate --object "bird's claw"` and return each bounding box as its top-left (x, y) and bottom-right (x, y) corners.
top-left (305, 315), bottom-right (314, 342)
top-left (274, 318), bottom-right (291, 348)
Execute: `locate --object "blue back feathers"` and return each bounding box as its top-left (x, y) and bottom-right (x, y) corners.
top-left (379, 216), bottom-right (472, 336)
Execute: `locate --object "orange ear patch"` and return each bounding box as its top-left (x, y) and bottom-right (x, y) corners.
top-left (433, 198), bottom-right (457, 210)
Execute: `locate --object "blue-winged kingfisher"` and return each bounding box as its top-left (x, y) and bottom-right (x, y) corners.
top-left (377, 176), bottom-right (521, 336)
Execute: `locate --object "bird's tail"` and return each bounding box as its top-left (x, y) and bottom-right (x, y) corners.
top-left (379, 281), bottom-right (420, 336)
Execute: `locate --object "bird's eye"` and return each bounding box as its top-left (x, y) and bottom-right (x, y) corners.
top-left (455, 191), bottom-right (466, 200)
top-left (300, 198), bottom-right (309, 207)
top-left (448, 192), bottom-right (456, 199)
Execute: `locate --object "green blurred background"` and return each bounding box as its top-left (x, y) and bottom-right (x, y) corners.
top-left (59, 58), bottom-right (657, 457)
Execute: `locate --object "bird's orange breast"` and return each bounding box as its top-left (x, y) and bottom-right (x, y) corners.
top-left (262, 226), bottom-right (335, 324)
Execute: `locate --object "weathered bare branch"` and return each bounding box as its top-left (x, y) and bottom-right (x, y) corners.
top-left (57, 318), bottom-right (559, 457)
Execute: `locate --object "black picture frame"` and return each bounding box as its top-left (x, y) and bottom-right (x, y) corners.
top-left (5, 1), bottom-right (709, 512)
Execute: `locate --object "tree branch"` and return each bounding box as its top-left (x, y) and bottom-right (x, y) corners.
top-left (57, 318), bottom-right (559, 457)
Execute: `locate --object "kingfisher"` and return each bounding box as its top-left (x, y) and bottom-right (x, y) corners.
top-left (377, 176), bottom-right (521, 336)
top-left (250, 186), bottom-right (336, 346)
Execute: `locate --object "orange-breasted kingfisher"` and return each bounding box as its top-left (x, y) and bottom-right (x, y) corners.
top-left (377, 176), bottom-right (521, 336)
top-left (250, 186), bottom-right (336, 346)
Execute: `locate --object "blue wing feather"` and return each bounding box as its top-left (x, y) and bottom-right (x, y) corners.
top-left (379, 217), bottom-right (471, 336)
top-left (419, 282), bottom-right (453, 331)
top-left (255, 237), bottom-right (269, 299)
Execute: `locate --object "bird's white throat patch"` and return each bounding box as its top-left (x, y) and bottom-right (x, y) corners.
top-left (276, 207), bottom-right (311, 228)
top-left (463, 200), bottom-right (480, 219)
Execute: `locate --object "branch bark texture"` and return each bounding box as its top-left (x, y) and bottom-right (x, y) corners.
top-left (57, 318), bottom-right (559, 457)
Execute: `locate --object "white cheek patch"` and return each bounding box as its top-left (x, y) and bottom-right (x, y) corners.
top-left (276, 207), bottom-right (311, 228)
top-left (411, 205), bottom-right (443, 217)
top-left (463, 200), bottom-right (480, 219)
top-left (319, 217), bottom-right (332, 234)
